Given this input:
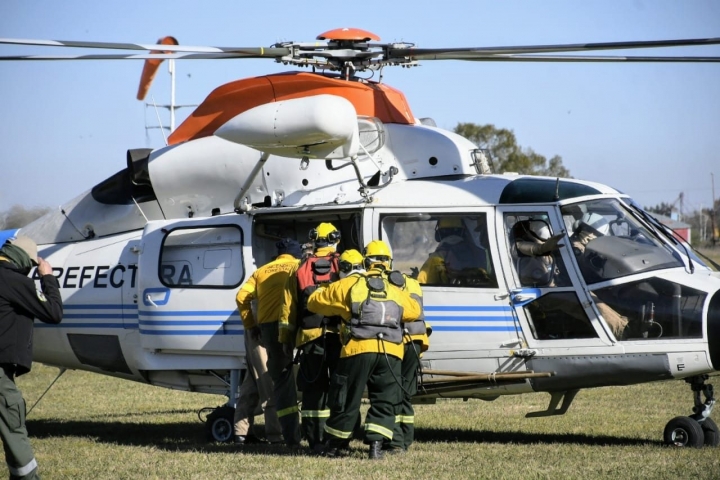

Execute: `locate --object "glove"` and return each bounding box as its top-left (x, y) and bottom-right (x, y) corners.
top-left (282, 343), bottom-right (294, 359)
top-left (537, 233), bottom-right (566, 254)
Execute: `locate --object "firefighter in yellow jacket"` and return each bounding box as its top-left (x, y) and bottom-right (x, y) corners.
top-left (278, 222), bottom-right (342, 450)
top-left (386, 272), bottom-right (431, 453)
top-left (238, 238), bottom-right (302, 447)
top-left (307, 240), bottom-right (421, 460)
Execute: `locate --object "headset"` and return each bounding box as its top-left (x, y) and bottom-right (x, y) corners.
top-left (308, 227), bottom-right (341, 243)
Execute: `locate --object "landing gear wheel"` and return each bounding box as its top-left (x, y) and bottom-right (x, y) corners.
top-left (700, 418), bottom-right (720, 447)
top-left (204, 405), bottom-right (235, 443)
top-left (664, 416), bottom-right (704, 448)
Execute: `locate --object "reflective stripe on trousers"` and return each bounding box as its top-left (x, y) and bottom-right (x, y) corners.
top-left (8, 457), bottom-right (37, 478)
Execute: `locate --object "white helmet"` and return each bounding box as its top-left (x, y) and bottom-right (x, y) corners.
top-left (528, 220), bottom-right (551, 241)
top-left (579, 213), bottom-right (610, 235)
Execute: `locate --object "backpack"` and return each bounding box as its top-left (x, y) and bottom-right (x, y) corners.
top-left (347, 273), bottom-right (403, 344)
top-left (296, 253), bottom-right (340, 329)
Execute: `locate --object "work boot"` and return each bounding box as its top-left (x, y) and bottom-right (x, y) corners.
top-left (233, 435), bottom-right (246, 445)
top-left (320, 438), bottom-right (347, 458)
top-left (368, 441), bottom-right (384, 460)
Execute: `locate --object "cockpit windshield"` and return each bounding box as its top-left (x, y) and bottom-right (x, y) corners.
top-left (560, 199), bottom-right (684, 284)
top-left (625, 199), bottom-right (719, 273)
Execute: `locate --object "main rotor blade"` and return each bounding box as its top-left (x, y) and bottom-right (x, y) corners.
top-left (0, 38), bottom-right (290, 55)
top-left (0, 52), bottom-right (287, 61)
top-left (420, 53), bottom-right (720, 63)
top-left (390, 37), bottom-right (720, 57)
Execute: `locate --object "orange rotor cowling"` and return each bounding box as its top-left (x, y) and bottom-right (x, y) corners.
top-left (136, 36), bottom-right (179, 101)
top-left (316, 28), bottom-right (380, 42)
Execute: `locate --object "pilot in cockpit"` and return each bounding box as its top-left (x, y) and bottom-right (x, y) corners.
top-left (512, 219), bottom-right (566, 287)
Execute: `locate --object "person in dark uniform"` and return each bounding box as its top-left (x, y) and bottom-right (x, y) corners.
top-left (0, 236), bottom-right (63, 479)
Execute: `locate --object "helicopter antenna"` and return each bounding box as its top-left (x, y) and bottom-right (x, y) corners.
top-left (60, 208), bottom-right (93, 239)
top-left (131, 195), bottom-right (150, 223)
top-left (150, 94), bottom-right (168, 146)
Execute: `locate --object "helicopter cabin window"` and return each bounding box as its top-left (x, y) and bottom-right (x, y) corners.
top-left (504, 212), bottom-right (571, 288)
top-left (380, 213), bottom-right (498, 288)
top-left (159, 225), bottom-right (243, 288)
top-left (523, 291), bottom-right (598, 340)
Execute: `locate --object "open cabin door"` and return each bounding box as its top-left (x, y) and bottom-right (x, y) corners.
top-left (494, 205), bottom-right (616, 352)
top-left (137, 214), bottom-right (252, 355)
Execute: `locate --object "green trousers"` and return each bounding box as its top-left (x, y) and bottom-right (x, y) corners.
top-left (324, 352), bottom-right (401, 444)
top-left (0, 371), bottom-right (39, 479)
top-left (259, 322), bottom-right (301, 445)
top-left (296, 334), bottom-right (340, 448)
top-left (390, 341), bottom-right (421, 450)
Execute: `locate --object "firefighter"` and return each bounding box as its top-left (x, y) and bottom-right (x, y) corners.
top-left (307, 240), bottom-right (422, 460)
top-left (418, 216), bottom-right (490, 285)
top-left (233, 238), bottom-right (302, 445)
top-left (239, 238), bottom-right (303, 447)
top-left (386, 271), bottom-right (431, 453)
top-left (278, 222), bottom-right (343, 451)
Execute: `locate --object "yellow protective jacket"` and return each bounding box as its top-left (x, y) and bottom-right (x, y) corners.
top-left (306, 268), bottom-right (421, 360)
top-left (402, 276), bottom-right (431, 353)
top-left (417, 253), bottom-right (445, 285)
top-left (236, 254), bottom-right (300, 330)
top-left (278, 246), bottom-right (337, 347)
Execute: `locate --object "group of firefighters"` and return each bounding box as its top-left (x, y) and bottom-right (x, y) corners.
top-left (232, 222), bottom-right (431, 459)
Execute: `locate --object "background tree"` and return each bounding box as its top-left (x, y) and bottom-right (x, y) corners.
top-left (0, 205), bottom-right (51, 230)
top-left (646, 202), bottom-right (674, 217)
top-left (454, 123), bottom-right (571, 177)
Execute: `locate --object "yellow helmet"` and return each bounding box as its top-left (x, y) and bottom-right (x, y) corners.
top-left (339, 249), bottom-right (364, 275)
top-left (364, 240), bottom-right (392, 270)
top-left (438, 217), bottom-right (463, 229)
top-left (309, 222), bottom-right (341, 245)
top-left (340, 249), bottom-right (364, 265)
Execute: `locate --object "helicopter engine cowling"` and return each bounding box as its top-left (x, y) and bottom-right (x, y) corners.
top-left (215, 94), bottom-right (360, 160)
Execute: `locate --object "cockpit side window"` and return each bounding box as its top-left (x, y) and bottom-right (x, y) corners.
top-left (381, 213), bottom-right (498, 288)
top-left (504, 212), bottom-right (571, 288)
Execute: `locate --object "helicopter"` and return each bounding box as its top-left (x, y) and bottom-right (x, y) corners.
top-left (1, 27), bottom-right (720, 448)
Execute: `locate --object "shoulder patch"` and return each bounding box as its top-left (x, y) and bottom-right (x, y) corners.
top-left (36, 289), bottom-right (47, 302)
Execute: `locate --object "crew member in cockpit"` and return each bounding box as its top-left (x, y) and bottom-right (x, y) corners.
top-left (512, 219), bottom-right (566, 287)
top-left (569, 212), bottom-right (610, 257)
top-left (417, 217), bottom-right (491, 286)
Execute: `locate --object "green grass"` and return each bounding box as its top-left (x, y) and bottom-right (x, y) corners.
top-left (16, 364), bottom-right (720, 479)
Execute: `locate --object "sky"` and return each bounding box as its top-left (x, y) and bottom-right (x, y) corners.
top-left (1, 1), bottom-right (719, 216)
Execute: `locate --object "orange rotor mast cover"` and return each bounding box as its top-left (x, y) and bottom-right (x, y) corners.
top-left (136, 36), bottom-right (179, 101)
top-left (316, 28), bottom-right (380, 42)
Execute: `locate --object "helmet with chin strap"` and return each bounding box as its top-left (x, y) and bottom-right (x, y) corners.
top-left (339, 249), bottom-right (364, 276)
top-left (363, 240), bottom-right (392, 270)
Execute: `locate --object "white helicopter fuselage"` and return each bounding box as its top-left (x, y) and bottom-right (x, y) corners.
top-left (9, 79), bottom-right (720, 419)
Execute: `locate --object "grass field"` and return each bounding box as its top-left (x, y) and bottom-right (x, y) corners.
top-left (15, 363), bottom-right (720, 479)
